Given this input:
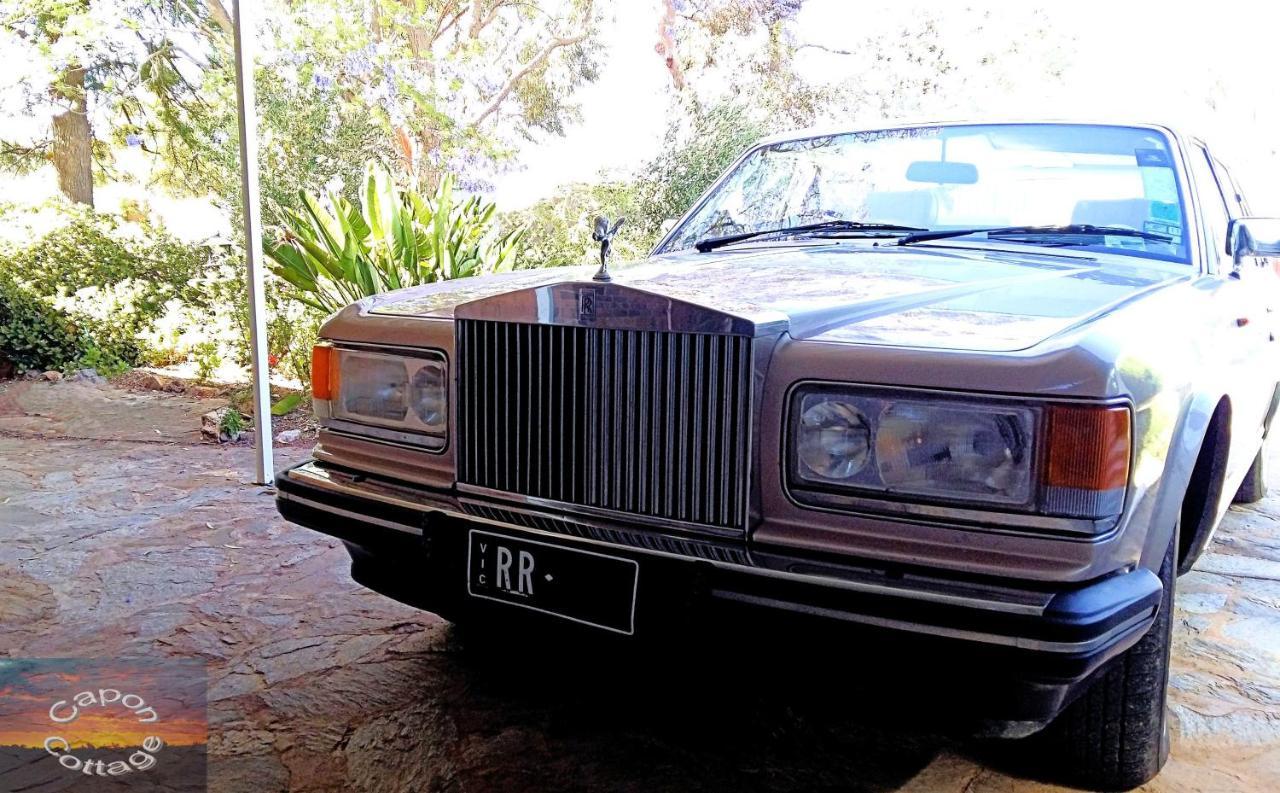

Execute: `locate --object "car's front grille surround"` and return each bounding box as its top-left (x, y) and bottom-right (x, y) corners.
top-left (457, 319), bottom-right (753, 533)
top-left (460, 501), bottom-right (751, 564)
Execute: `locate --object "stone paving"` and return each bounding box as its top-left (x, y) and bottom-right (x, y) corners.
top-left (1, 380), bottom-right (1277, 792)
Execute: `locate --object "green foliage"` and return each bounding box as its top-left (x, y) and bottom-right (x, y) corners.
top-left (0, 203), bottom-right (211, 373)
top-left (218, 406), bottom-right (245, 437)
top-left (662, 0), bottom-right (833, 129)
top-left (1, 0), bottom-right (237, 193)
top-left (271, 393), bottom-right (303, 416)
top-left (0, 274), bottom-right (108, 374)
top-left (510, 101), bottom-right (766, 269)
top-left (192, 340), bottom-right (221, 383)
top-left (4, 204), bottom-right (212, 334)
top-left (4, 0), bottom-right (605, 221)
top-left (73, 344), bottom-right (131, 378)
top-left (163, 63), bottom-right (394, 229)
top-left (631, 101), bottom-right (767, 242)
top-left (266, 165), bottom-right (524, 315)
top-left (279, 0), bottom-right (603, 187)
top-left (0, 272), bottom-right (134, 375)
top-left (505, 180), bottom-right (649, 268)
top-left (275, 310), bottom-right (324, 386)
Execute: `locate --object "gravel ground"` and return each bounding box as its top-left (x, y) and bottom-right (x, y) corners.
top-left (1, 380), bottom-right (1277, 792)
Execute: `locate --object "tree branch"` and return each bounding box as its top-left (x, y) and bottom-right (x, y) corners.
top-left (1, 140), bottom-right (52, 158)
top-left (468, 0), bottom-right (594, 128)
top-left (657, 0), bottom-right (685, 90)
top-left (469, 0), bottom-right (509, 39)
top-left (795, 42), bottom-right (857, 57)
top-left (431, 2), bottom-right (467, 45)
top-left (204, 0), bottom-right (234, 37)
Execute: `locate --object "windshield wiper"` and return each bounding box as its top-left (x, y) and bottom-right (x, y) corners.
top-left (695, 220), bottom-right (926, 252)
top-left (897, 224), bottom-right (1173, 247)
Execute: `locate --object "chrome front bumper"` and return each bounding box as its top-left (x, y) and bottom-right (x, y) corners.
top-left (276, 460), bottom-right (1162, 660)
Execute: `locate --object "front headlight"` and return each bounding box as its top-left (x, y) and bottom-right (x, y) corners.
top-left (312, 344), bottom-right (447, 448)
top-left (790, 386), bottom-right (1130, 521)
top-left (794, 390), bottom-right (1033, 506)
top-left (797, 399), bottom-right (872, 480)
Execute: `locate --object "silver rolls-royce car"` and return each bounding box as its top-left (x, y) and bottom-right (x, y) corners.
top-left (275, 122), bottom-right (1280, 790)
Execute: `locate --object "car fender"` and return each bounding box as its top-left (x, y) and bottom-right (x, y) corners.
top-left (1139, 389), bottom-right (1230, 574)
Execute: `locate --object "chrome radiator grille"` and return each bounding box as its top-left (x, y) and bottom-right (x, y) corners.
top-left (456, 320), bottom-right (753, 532)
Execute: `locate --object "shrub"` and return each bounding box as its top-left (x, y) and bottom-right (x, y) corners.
top-left (505, 180), bottom-right (650, 269)
top-left (631, 101), bottom-right (766, 242)
top-left (219, 406), bottom-right (246, 439)
top-left (504, 102), bottom-right (767, 270)
top-left (275, 310), bottom-right (325, 386)
top-left (265, 165), bottom-right (524, 315)
top-left (6, 204), bottom-right (212, 330)
top-left (192, 340), bottom-right (221, 383)
top-left (0, 274), bottom-right (87, 373)
top-left (0, 202), bottom-right (214, 374)
top-left (0, 273), bottom-right (132, 374)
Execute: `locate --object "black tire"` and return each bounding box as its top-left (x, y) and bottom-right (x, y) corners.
top-left (1046, 527), bottom-right (1176, 791)
top-left (1233, 446), bottom-right (1266, 504)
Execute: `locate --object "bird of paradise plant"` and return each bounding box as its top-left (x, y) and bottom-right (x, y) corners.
top-left (265, 165), bottom-right (524, 315)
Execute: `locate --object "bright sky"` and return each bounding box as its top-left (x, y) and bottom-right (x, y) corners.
top-left (491, 0), bottom-right (1280, 212)
top-left (3, 1), bottom-right (1278, 223)
top-left (487, 0), bottom-right (670, 208)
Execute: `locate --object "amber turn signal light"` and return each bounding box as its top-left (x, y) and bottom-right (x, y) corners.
top-left (1041, 404), bottom-right (1131, 518)
top-left (312, 344), bottom-right (336, 401)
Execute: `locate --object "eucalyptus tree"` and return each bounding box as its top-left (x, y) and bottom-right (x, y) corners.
top-left (2, 0), bottom-right (605, 214)
top-left (276, 0), bottom-right (604, 189)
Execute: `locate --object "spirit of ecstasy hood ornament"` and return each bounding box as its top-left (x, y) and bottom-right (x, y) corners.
top-left (591, 215), bottom-right (625, 282)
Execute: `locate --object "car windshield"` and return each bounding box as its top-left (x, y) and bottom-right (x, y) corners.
top-left (659, 123), bottom-right (1190, 264)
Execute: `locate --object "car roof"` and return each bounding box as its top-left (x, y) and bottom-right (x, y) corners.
top-left (752, 119), bottom-right (1186, 148)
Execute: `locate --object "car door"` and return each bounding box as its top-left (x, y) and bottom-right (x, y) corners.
top-left (1188, 143), bottom-right (1275, 474)
top-left (1214, 155), bottom-right (1280, 359)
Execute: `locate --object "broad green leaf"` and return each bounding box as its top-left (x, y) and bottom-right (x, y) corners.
top-left (271, 393), bottom-right (304, 416)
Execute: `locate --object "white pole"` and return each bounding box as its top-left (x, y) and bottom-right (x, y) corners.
top-left (231, 0), bottom-right (274, 484)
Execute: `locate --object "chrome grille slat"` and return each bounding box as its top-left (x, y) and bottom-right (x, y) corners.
top-left (458, 320), bottom-right (752, 532)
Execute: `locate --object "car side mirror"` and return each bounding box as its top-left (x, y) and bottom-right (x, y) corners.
top-left (1228, 217), bottom-right (1280, 273)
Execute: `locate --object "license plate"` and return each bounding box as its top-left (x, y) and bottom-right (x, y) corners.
top-left (466, 530), bottom-right (639, 635)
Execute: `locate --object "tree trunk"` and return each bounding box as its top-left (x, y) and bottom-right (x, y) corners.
top-left (206, 0), bottom-right (234, 36)
top-left (50, 64), bottom-right (93, 207)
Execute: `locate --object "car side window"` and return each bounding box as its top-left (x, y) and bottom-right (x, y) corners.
top-left (1188, 145), bottom-right (1231, 271)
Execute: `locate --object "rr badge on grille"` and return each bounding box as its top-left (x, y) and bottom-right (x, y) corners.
top-left (578, 288), bottom-right (597, 323)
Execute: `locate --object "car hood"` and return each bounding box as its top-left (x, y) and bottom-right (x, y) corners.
top-left (366, 242), bottom-right (1188, 352)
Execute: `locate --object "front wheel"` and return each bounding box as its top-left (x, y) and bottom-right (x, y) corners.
top-left (1043, 526), bottom-right (1176, 790)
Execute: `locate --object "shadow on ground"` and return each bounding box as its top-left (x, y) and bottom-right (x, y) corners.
top-left (2, 380), bottom-right (1277, 792)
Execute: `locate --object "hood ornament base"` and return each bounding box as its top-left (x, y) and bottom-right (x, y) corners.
top-left (591, 215), bottom-right (625, 282)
